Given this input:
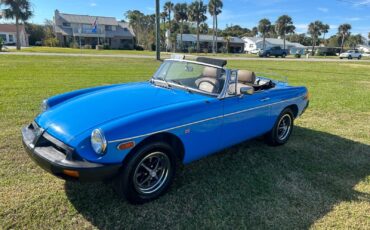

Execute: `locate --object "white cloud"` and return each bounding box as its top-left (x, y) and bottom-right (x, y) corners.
top-left (90, 3), bottom-right (97, 7)
top-left (317, 7), bottom-right (328, 13)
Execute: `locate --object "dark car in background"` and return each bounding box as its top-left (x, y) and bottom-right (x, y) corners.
top-left (259, 46), bottom-right (289, 58)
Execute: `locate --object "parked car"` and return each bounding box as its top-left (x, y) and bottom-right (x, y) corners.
top-left (259, 46), bottom-right (289, 58)
top-left (250, 48), bottom-right (262, 54)
top-left (22, 57), bottom-right (309, 204)
top-left (339, 50), bottom-right (362, 59)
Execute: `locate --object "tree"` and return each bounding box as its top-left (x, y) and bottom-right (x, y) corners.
top-left (222, 25), bottom-right (250, 37)
top-left (125, 10), bottom-right (156, 50)
top-left (258, 19), bottom-right (271, 50)
top-left (308, 21), bottom-right (323, 55)
top-left (208, 0), bottom-right (223, 53)
top-left (275, 15), bottom-right (295, 49)
top-left (1, 0), bottom-right (33, 50)
top-left (160, 11), bottom-right (167, 25)
top-left (25, 23), bottom-right (45, 45)
top-left (164, 1), bottom-right (174, 32)
top-left (346, 34), bottom-right (363, 49)
top-left (251, 27), bottom-right (258, 37)
top-left (321, 24), bottom-right (330, 41)
top-left (338, 23), bottom-right (351, 53)
top-left (188, 0), bottom-right (207, 52)
top-left (174, 3), bottom-right (188, 51)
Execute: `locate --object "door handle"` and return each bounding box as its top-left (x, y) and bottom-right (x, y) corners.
top-left (260, 97), bottom-right (271, 102)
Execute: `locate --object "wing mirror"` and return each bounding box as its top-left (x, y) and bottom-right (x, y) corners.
top-left (240, 86), bottom-right (254, 95)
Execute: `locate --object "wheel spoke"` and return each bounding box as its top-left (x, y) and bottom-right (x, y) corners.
top-left (138, 175), bottom-right (151, 186)
top-left (141, 163), bottom-right (153, 173)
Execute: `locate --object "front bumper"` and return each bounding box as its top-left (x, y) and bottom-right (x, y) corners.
top-left (21, 123), bottom-right (121, 182)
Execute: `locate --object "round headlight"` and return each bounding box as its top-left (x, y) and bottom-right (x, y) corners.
top-left (91, 129), bottom-right (107, 155)
top-left (41, 99), bottom-right (49, 112)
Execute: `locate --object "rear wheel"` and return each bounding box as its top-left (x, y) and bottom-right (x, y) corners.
top-left (358, 56), bottom-right (362, 60)
top-left (348, 55), bottom-right (352, 60)
top-left (282, 53), bottom-right (286, 58)
top-left (266, 53), bottom-right (270, 57)
top-left (115, 142), bottom-right (176, 204)
top-left (266, 108), bottom-right (294, 146)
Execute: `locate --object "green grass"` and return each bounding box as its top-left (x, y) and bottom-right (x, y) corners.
top-left (0, 55), bottom-right (369, 229)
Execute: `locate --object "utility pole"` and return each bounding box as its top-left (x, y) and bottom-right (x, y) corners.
top-left (155, 0), bottom-right (161, 60)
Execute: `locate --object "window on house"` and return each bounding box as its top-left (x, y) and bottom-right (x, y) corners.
top-left (8, 34), bottom-right (14, 42)
top-left (249, 44), bottom-right (253, 48)
top-left (63, 22), bottom-right (71, 27)
top-left (112, 26), bottom-right (116, 31)
top-left (123, 28), bottom-right (128, 32)
top-left (0, 34), bottom-right (6, 41)
top-left (105, 25), bottom-right (112, 31)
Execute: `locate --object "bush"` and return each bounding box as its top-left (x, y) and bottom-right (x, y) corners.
top-left (96, 45), bottom-right (104, 50)
top-left (82, 45), bottom-right (92, 49)
top-left (43, 37), bottom-right (59, 47)
top-left (0, 37), bottom-right (3, 52)
top-left (295, 53), bottom-right (301, 58)
top-left (135, 45), bottom-right (144, 51)
top-left (203, 48), bottom-right (209, 54)
top-left (188, 47), bottom-right (195, 53)
top-left (69, 41), bottom-right (79, 49)
top-left (103, 44), bottom-right (110, 50)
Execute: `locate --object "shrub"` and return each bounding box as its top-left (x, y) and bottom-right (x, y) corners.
top-left (96, 45), bottom-right (104, 50)
top-left (82, 45), bottom-right (92, 49)
top-left (295, 53), bottom-right (301, 58)
top-left (69, 41), bottom-right (79, 49)
top-left (203, 48), bottom-right (209, 54)
top-left (43, 37), bottom-right (59, 47)
top-left (135, 45), bottom-right (144, 51)
top-left (0, 37), bottom-right (3, 52)
top-left (188, 47), bottom-right (195, 53)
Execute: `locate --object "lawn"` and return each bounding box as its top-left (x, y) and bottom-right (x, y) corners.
top-left (0, 55), bottom-right (369, 229)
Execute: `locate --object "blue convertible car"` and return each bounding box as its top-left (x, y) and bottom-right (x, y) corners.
top-left (22, 57), bottom-right (309, 204)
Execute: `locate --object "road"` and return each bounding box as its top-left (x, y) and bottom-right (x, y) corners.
top-left (1, 51), bottom-right (370, 62)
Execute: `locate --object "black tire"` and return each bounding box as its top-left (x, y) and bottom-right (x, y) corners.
top-left (266, 53), bottom-right (270, 57)
top-left (114, 142), bottom-right (176, 204)
top-left (358, 56), bottom-right (362, 60)
top-left (265, 108), bottom-right (294, 146)
top-left (348, 55), bottom-right (352, 60)
top-left (282, 53), bottom-right (286, 58)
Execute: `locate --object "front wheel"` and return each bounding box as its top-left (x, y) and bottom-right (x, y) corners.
top-left (358, 56), bottom-right (362, 60)
top-left (265, 108), bottom-right (294, 146)
top-left (282, 53), bottom-right (286, 58)
top-left (114, 142), bottom-right (176, 204)
top-left (348, 55), bottom-right (352, 60)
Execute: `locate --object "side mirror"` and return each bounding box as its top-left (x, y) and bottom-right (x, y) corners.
top-left (240, 86), bottom-right (254, 95)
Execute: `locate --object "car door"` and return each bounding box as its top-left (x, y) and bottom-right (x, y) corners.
top-left (221, 72), bottom-right (274, 148)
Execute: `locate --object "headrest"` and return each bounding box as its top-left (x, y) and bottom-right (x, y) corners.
top-left (202, 67), bottom-right (218, 78)
top-left (238, 70), bottom-right (256, 83)
top-left (196, 57), bottom-right (227, 67)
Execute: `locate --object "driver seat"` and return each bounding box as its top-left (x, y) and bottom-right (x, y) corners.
top-left (195, 67), bottom-right (220, 93)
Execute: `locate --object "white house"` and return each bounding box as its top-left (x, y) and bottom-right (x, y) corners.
top-left (242, 37), bottom-right (305, 53)
top-left (357, 44), bottom-right (370, 53)
top-left (0, 24), bottom-right (29, 46)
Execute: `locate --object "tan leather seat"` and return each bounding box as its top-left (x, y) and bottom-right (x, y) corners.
top-left (195, 66), bottom-right (220, 93)
top-left (228, 70), bottom-right (256, 95)
top-left (238, 70), bottom-right (256, 84)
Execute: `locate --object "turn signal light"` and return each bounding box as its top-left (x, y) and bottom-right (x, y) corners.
top-left (304, 92), bottom-right (310, 100)
top-left (63, 170), bottom-right (80, 178)
top-left (117, 141), bottom-right (135, 150)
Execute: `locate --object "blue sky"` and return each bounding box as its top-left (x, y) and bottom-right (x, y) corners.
top-left (1, 0), bottom-right (369, 37)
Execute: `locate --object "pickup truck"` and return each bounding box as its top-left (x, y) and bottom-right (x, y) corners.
top-left (259, 46), bottom-right (289, 58)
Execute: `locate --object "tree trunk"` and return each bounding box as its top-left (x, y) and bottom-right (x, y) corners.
top-left (215, 15), bottom-right (218, 53)
top-left (340, 34), bottom-right (345, 54)
top-left (16, 17), bottom-right (21, 50)
top-left (180, 21), bottom-right (183, 51)
top-left (311, 37), bottom-right (315, 56)
top-left (283, 34), bottom-right (286, 50)
top-left (212, 13), bottom-right (216, 53)
top-left (196, 22), bottom-right (200, 53)
top-left (263, 35), bottom-right (266, 50)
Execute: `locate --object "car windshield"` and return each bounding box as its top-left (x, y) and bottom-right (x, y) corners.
top-left (152, 60), bottom-right (226, 96)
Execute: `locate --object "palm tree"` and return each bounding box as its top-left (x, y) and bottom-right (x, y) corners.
top-left (160, 11), bottom-right (168, 25)
top-left (174, 3), bottom-right (188, 51)
top-left (338, 23), bottom-right (351, 54)
top-left (163, 1), bottom-right (174, 32)
top-left (208, 0), bottom-right (223, 53)
top-left (258, 19), bottom-right (271, 50)
top-left (1, 0), bottom-right (33, 50)
top-left (188, 0), bottom-right (207, 53)
top-left (275, 15), bottom-right (295, 49)
top-left (321, 24), bottom-right (330, 41)
top-left (252, 27), bottom-right (258, 37)
top-left (308, 21), bottom-right (323, 55)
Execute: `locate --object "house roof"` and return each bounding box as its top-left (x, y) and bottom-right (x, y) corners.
top-left (58, 13), bottom-right (118, 26)
top-left (178, 34), bottom-right (244, 44)
top-left (0, 24), bottom-right (26, 33)
top-left (243, 37), bottom-right (305, 48)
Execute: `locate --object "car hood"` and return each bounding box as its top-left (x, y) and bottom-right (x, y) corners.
top-left (36, 82), bottom-right (206, 144)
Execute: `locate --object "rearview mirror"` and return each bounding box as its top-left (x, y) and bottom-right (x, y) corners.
top-left (240, 86), bottom-right (254, 95)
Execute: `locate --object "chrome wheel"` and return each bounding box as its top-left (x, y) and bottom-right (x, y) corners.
top-left (277, 114), bottom-right (292, 141)
top-left (133, 151), bottom-right (170, 195)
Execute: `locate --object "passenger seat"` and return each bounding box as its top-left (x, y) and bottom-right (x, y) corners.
top-left (195, 67), bottom-right (220, 93)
